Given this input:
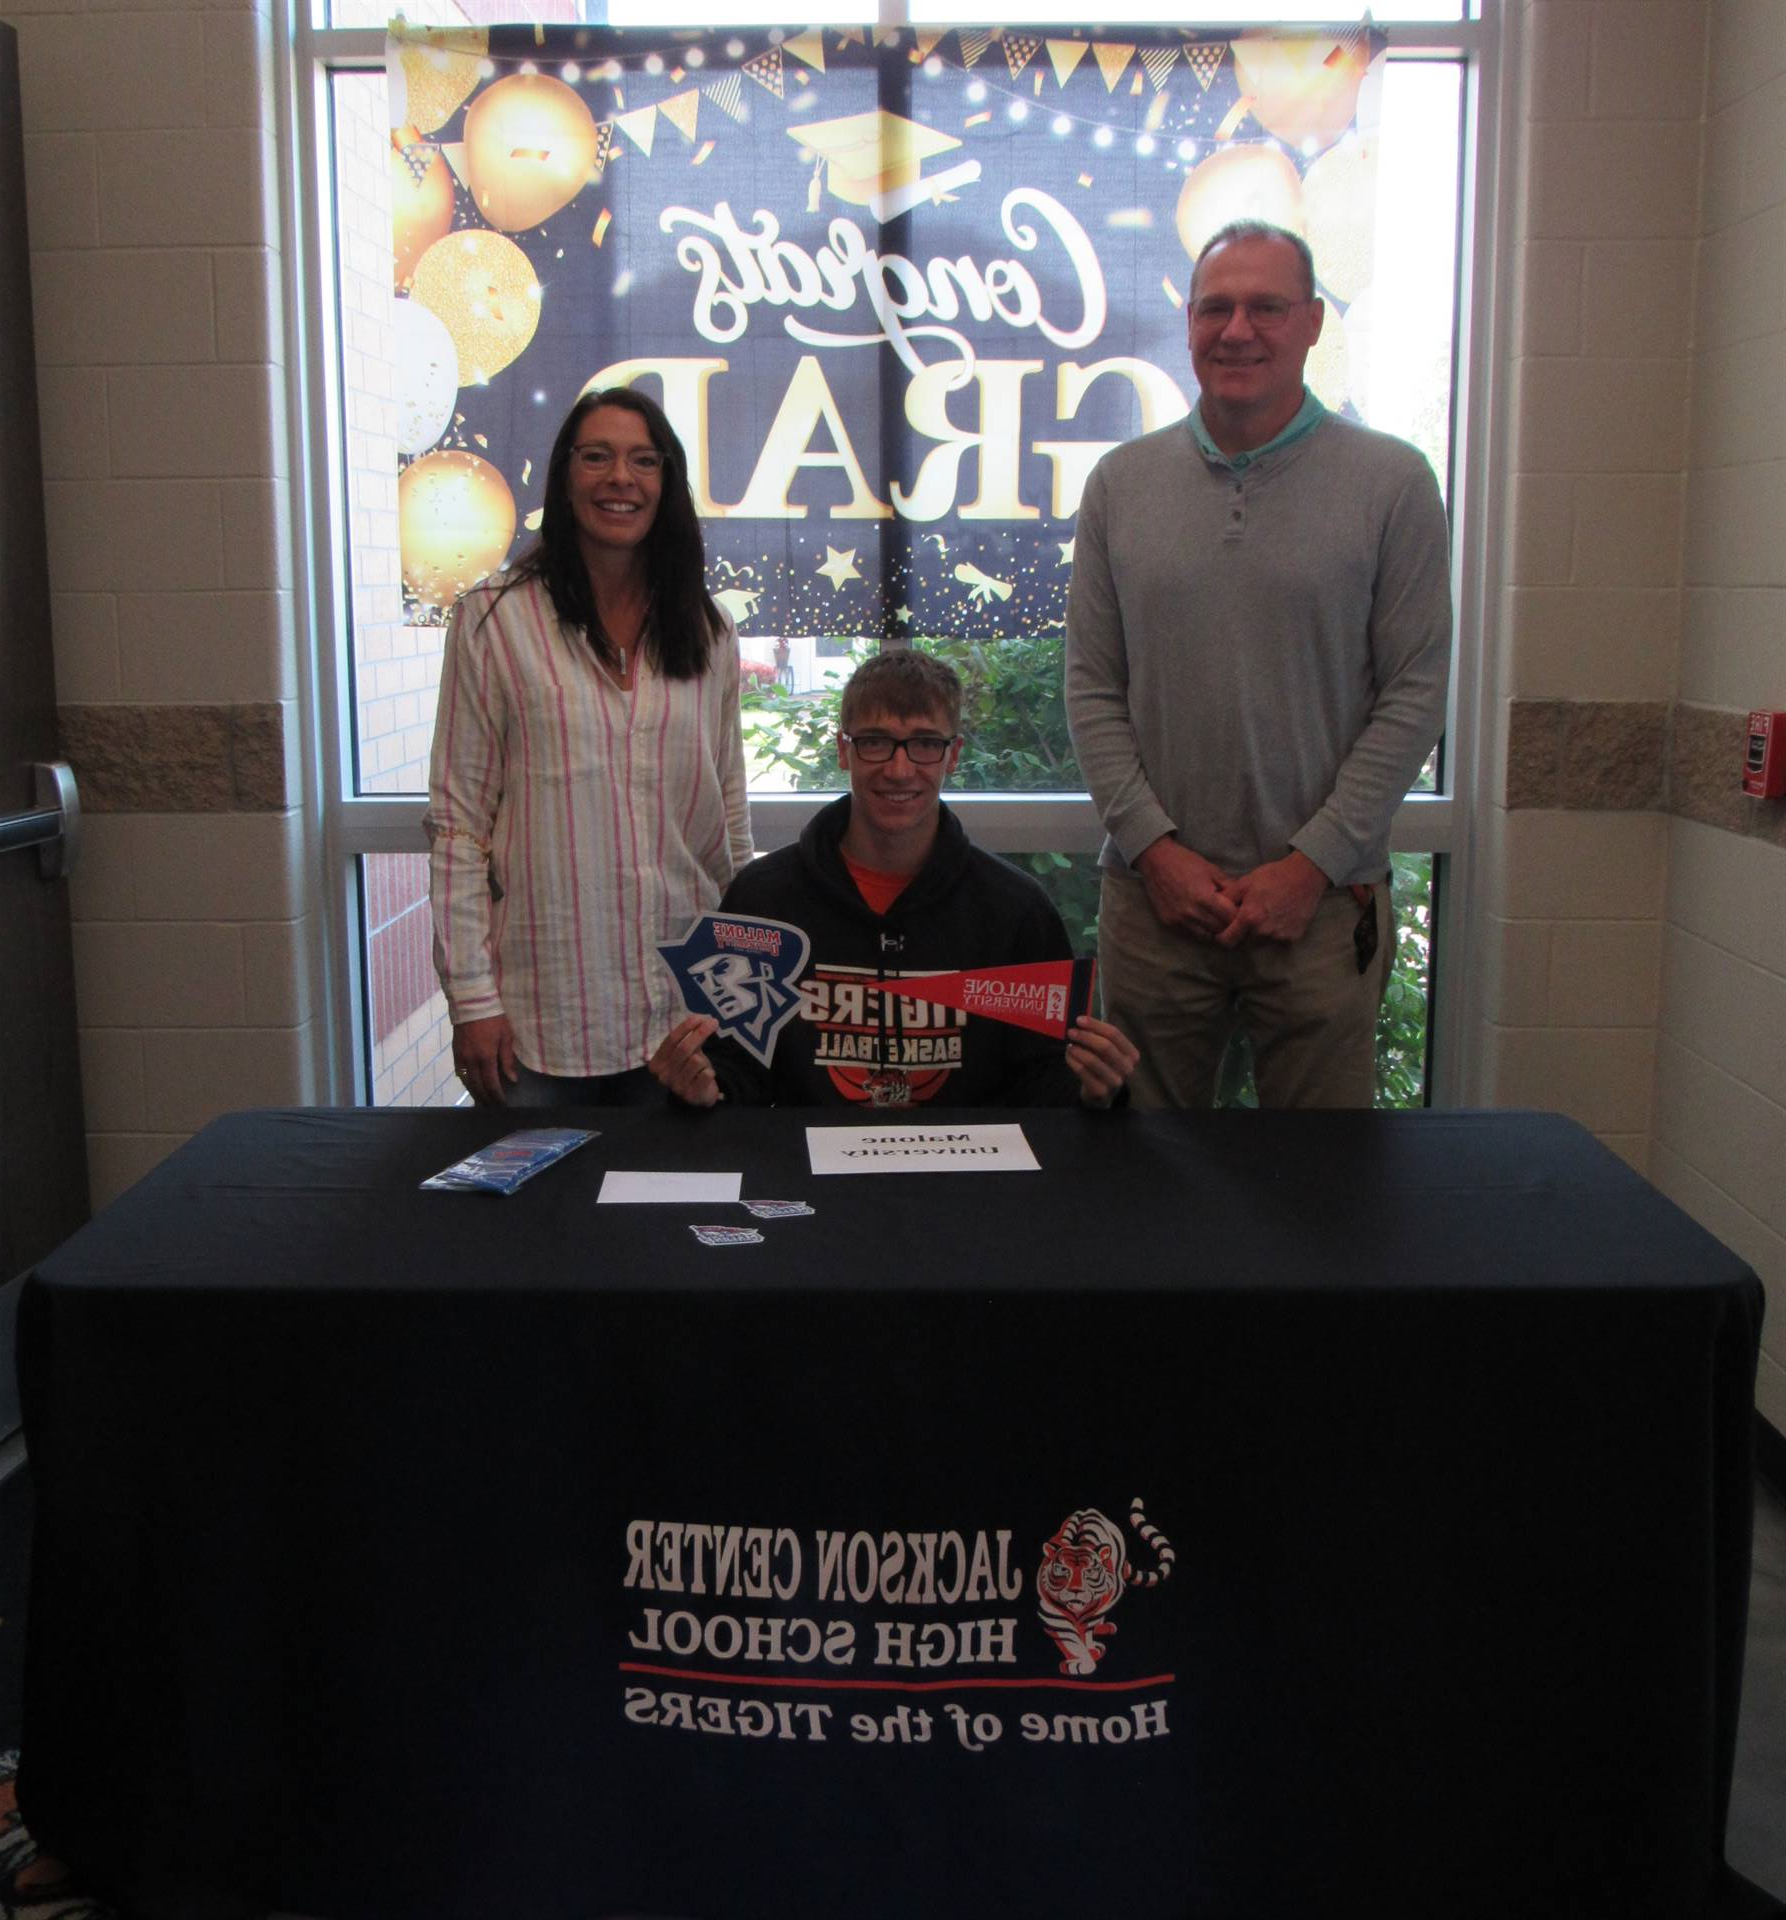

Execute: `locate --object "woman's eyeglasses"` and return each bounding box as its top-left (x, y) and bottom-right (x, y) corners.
top-left (573, 446), bottom-right (665, 477)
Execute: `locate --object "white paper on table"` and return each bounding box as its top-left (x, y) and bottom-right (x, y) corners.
top-left (597, 1171), bottom-right (743, 1204)
top-left (806, 1122), bottom-right (1039, 1176)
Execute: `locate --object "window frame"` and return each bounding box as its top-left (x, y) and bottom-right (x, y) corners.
top-left (284, 5), bottom-right (1506, 1108)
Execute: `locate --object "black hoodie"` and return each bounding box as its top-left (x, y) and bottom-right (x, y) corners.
top-left (703, 794), bottom-right (1082, 1109)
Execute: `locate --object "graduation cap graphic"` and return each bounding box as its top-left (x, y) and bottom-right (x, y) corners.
top-left (789, 107), bottom-right (983, 221)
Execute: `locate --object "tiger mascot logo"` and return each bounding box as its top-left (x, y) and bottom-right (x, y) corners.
top-left (1036, 1497), bottom-right (1174, 1677)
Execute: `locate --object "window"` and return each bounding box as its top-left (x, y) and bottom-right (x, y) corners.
top-left (295, 4), bottom-right (1488, 1108)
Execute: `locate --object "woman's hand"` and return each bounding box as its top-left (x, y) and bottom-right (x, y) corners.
top-left (453, 1015), bottom-right (519, 1106)
top-left (1066, 1016), bottom-right (1139, 1108)
top-left (649, 1014), bottom-right (723, 1108)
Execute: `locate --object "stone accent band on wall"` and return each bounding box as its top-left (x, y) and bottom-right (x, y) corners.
top-left (1507, 699), bottom-right (1786, 849)
top-left (56, 704), bottom-right (291, 813)
top-left (48, 696), bottom-right (1784, 843)
top-left (1505, 700), bottom-right (1667, 812)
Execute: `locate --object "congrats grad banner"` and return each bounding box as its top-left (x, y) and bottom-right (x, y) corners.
top-left (388, 20), bottom-right (1387, 635)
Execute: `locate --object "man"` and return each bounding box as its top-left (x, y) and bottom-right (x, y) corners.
top-left (1065, 219), bottom-right (1451, 1109)
top-left (650, 651), bottom-right (1137, 1109)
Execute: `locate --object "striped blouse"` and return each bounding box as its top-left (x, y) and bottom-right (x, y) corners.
top-left (425, 574), bottom-right (754, 1077)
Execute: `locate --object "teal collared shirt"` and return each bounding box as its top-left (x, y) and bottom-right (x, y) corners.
top-left (1189, 387), bottom-right (1327, 471)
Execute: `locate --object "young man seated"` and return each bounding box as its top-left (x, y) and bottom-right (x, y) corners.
top-left (649, 651), bottom-right (1138, 1110)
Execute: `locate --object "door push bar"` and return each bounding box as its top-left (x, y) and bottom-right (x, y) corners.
top-left (0, 760), bottom-right (81, 879)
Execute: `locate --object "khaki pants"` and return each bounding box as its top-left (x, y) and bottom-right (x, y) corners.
top-left (1096, 867), bottom-right (1394, 1111)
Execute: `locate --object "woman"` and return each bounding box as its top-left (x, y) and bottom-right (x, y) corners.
top-left (426, 387), bottom-right (753, 1106)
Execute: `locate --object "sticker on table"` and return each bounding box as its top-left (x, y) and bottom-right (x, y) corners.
top-left (690, 1224), bottom-right (764, 1247)
top-left (741, 1199), bottom-right (814, 1219)
top-left (598, 1171), bottom-right (743, 1205)
top-left (806, 1123), bottom-right (1040, 1176)
top-left (658, 913), bottom-right (811, 1066)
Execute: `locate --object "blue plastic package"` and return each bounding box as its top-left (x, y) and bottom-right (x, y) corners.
top-left (420, 1127), bottom-right (599, 1194)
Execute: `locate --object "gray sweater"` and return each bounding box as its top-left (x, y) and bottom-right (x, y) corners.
top-left (1064, 412), bottom-right (1451, 887)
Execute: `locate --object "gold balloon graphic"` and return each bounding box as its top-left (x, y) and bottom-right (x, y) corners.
top-left (410, 229), bottom-right (542, 385)
top-left (463, 74), bottom-right (599, 233)
top-left (1301, 132), bottom-right (1377, 304)
top-left (390, 130), bottom-right (455, 293)
top-left (399, 451), bottom-right (517, 608)
top-left (397, 31), bottom-right (487, 138)
top-left (1231, 33), bottom-right (1371, 158)
top-left (1176, 144), bottom-right (1306, 273)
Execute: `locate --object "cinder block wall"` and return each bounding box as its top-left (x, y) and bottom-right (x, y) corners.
top-left (1651, 0), bottom-right (1786, 1437)
top-left (8, 0), bottom-right (319, 1205)
top-left (1473, 0), bottom-right (1704, 1170)
top-left (1474, 0), bottom-right (1786, 1431)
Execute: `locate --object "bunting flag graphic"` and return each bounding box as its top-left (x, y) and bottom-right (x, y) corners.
top-left (911, 29), bottom-right (945, 62)
top-left (658, 88), bottom-right (701, 143)
top-left (702, 71), bottom-right (745, 121)
top-left (396, 136), bottom-right (435, 188)
top-left (784, 30), bottom-right (826, 73)
top-left (1003, 32), bottom-right (1040, 79)
top-left (614, 103), bottom-right (657, 156)
top-left (1141, 45), bottom-right (1178, 91)
top-left (1094, 41), bottom-right (1136, 91)
top-left (587, 119), bottom-right (614, 183)
top-left (1045, 37), bottom-right (1090, 87)
top-left (957, 28), bottom-right (994, 69)
top-left (1185, 39), bottom-right (1225, 90)
top-left (1331, 23), bottom-right (1373, 62)
top-left (742, 47), bottom-right (784, 97)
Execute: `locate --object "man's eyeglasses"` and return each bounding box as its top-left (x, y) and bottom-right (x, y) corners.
top-left (841, 731), bottom-right (957, 765)
top-left (1190, 296), bottom-right (1310, 333)
top-left (573, 446), bottom-right (665, 477)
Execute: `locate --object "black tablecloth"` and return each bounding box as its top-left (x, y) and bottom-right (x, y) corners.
top-left (16, 1107), bottom-right (1768, 1920)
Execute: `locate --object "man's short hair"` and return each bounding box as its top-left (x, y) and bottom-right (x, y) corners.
top-left (839, 650), bottom-right (963, 734)
top-left (1191, 220), bottom-right (1317, 302)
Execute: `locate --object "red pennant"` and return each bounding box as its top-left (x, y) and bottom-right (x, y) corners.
top-left (895, 958), bottom-right (1092, 1039)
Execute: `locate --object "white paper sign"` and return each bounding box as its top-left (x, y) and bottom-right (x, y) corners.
top-left (598, 1171), bottom-right (743, 1204)
top-left (805, 1123), bottom-right (1039, 1176)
